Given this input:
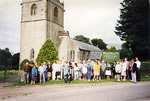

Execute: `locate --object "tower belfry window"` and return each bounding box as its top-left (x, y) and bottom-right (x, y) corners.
top-left (31, 4), bottom-right (37, 15)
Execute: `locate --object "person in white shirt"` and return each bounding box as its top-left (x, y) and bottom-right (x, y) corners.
top-left (38, 63), bottom-right (46, 83)
top-left (135, 57), bottom-right (141, 81)
top-left (124, 58), bottom-right (130, 80)
top-left (52, 62), bottom-right (57, 80)
top-left (115, 61), bottom-right (121, 81)
top-left (78, 61), bottom-right (83, 80)
top-left (74, 63), bottom-right (79, 80)
top-left (82, 62), bottom-right (87, 80)
top-left (54, 61), bottom-right (61, 80)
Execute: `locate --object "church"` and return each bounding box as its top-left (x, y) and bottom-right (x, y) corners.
top-left (20, 0), bottom-right (101, 63)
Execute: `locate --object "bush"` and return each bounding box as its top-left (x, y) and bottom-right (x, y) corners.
top-left (141, 61), bottom-right (150, 77)
top-left (36, 39), bottom-right (58, 65)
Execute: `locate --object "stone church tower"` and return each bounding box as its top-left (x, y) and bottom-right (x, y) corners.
top-left (20, 0), bottom-right (64, 62)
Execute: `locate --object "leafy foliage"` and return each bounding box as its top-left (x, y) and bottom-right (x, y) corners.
top-left (36, 39), bottom-right (58, 65)
top-left (73, 35), bottom-right (91, 44)
top-left (108, 46), bottom-right (117, 52)
top-left (91, 38), bottom-right (107, 50)
top-left (115, 0), bottom-right (149, 60)
top-left (117, 43), bottom-right (133, 60)
top-left (0, 48), bottom-right (12, 67)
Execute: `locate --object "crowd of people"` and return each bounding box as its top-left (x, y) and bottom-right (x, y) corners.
top-left (23, 57), bottom-right (141, 84)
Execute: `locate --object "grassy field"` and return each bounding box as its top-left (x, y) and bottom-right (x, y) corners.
top-left (141, 61), bottom-right (150, 77)
top-left (7, 76), bottom-right (150, 88)
top-left (0, 70), bottom-right (19, 82)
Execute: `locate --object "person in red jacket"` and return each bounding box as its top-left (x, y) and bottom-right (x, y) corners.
top-left (24, 62), bottom-right (30, 84)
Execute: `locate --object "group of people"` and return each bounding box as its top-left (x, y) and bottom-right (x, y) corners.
top-left (112, 57), bottom-right (141, 83)
top-left (23, 57), bottom-right (141, 84)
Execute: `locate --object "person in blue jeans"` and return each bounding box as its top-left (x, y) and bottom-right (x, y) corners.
top-left (87, 63), bottom-right (92, 81)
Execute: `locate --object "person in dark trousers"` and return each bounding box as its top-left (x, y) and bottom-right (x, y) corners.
top-left (127, 60), bottom-right (132, 80)
top-left (47, 62), bottom-right (52, 80)
top-left (64, 70), bottom-right (72, 83)
top-left (112, 61), bottom-right (117, 79)
top-left (135, 57), bottom-right (141, 81)
top-left (131, 59), bottom-right (138, 83)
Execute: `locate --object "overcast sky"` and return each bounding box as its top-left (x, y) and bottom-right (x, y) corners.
top-left (0, 0), bottom-right (123, 54)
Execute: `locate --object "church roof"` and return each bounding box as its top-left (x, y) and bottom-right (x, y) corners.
top-left (88, 51), bottom-right (101, 60)
top-left (73, 40), bottom-right (101, 52)
top-left (73, 40), bottom-right (101, 60)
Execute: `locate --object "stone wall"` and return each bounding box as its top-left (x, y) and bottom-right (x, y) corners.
top-left (59, 36), bottom-right (80, 62)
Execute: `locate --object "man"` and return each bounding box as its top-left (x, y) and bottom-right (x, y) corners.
top-left (135, 57), bottom-right (141, 81)
top-left (38, 63), bottom-right (46, 83)
top-left (131, 59), bottom-right (138, 83)
top-left (43, 62), bottom-right (47, 81)
top-left (24, 62), bottom-right (30, 84)
top-left (124, 58), bottom-right (130, 80)
top-left (101, 60), bottom-right (106, 79)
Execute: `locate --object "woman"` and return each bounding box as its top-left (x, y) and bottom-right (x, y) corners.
top-left (112, 61), bottom-right (117, 79)
top-left (47, 62), bottom-right (52, 81)
top-left (87, 63), bottom-right (92, 81)
top-left (105, 61), bottom-right (111, 79)
top-left (121, 60), bottom-right (127, 81)
top-left (115, 61), bottom-right (121, 81)
top-left (128, 60), bottom-right (133, 80)
top-left (93, 61), bottom-right (100, 81)
top-left (82, 62), bottom-right (87, 80)
top-left (31, 64), bottom-right (37, 85)
top-left (78, 61), bottom-right (83, 80)
top-left (74, 63), bottom-right (79, 80)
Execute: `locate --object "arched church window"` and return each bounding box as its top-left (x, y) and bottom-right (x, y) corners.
top-left (54, 7), bottom-right (58, 17)
top-left (31, 4), bottom-right (37, 15)
top-left (30, 49), bottom-right (35, 60)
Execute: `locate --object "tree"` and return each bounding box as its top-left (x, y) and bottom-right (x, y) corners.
top-left (73, 35), bottom-right (91, 44)
top-left (108, 46), bottom-right (117, 51)
top-left (36, 39), bottom-right (58, 65)
top-left (119, 43), bottom-right (133, 60)
top-left (12, 53), bottom-right (20, 69)
top-left (91, 38), bottom-right (107, 50)
top-left (0, 48), bottom-right (12, 66)
top-left (115, 0), bottom-right (149, 60)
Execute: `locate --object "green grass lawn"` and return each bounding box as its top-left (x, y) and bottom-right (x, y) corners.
top-left (141, 61), bottom-right (150, 77)
top-left (0, 70), bottom-right (18, 82)
top-left (8, 76), bottom-right (150, 88)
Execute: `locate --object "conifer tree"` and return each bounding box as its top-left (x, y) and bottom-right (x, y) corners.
top-left (36, 39), bottom-right (58, 64)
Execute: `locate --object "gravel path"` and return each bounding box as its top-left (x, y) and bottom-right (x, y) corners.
top-left (0, 82), bottom-right (150, 101)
